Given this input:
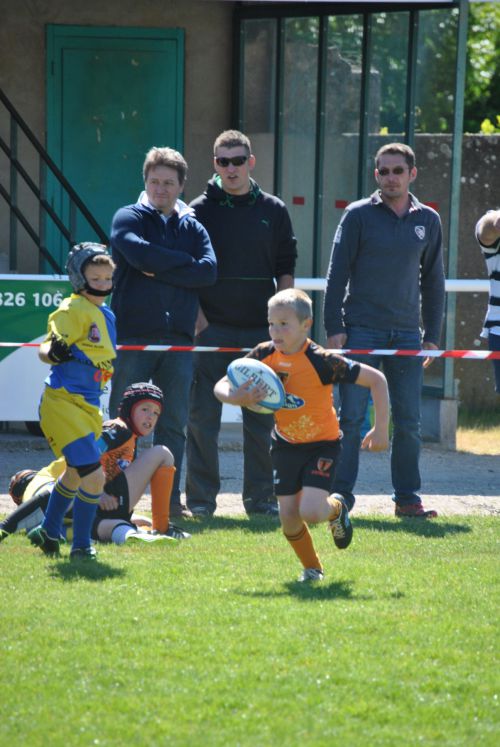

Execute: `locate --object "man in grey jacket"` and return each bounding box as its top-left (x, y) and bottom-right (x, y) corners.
top-left (324, 143), bottom-right (445, 518)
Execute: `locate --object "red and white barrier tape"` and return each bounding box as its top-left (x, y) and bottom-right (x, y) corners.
top-left (1, 342), bottom-right (499, 359)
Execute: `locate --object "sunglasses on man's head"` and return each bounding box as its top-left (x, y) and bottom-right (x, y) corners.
top-left (215, 155), bottom-right (248, 168)
top-left (377, 166), bottom-right (408, 176)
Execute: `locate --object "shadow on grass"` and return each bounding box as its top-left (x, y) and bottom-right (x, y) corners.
top-left (285, 578), bottom-right (356, 600)
top-left (48, 559), bottom-right (126, 582)
top-left (236, 579), bottom-right (355, 601)
top-left (182, 514), bottom-right (279, 535)
top-left (239, 578), bottom-right (405, 602)
top-left (354, 516), bottom-right (472, 538)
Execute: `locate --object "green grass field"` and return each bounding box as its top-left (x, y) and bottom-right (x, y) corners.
top-left (0, 515), bottom-right (498, 746)
top-left (457, 407), bottom-right (500, 455)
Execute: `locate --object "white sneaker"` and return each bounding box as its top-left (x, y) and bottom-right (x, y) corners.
top-left (126, 531), bottom-right (176, 544)
top-left (165, 524), bottom-right (191, 540)
top-left (149, 525), bottom-right (191, 541)
top-left (299, 568), bottom-right (324, 583)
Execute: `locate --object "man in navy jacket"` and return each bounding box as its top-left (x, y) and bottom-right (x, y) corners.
top-left (109, 147), bottom-right (217, 516)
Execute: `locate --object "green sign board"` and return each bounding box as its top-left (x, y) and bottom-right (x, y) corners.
top-left (0, 276), bottom-right (72, 364)
top-left (0, 276), bottom-right (76, 422)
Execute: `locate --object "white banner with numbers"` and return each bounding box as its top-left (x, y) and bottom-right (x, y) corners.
top-left (0, 275), bottom-right (111, 423)
top-left (0, 275), bottom-right (240, 425)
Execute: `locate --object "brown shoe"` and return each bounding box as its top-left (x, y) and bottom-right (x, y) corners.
top-left (169, 503), bottom-right (192, 519)
top-left (395, 502), bottom-right (438, 519)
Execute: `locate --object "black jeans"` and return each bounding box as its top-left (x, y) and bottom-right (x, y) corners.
top-left (109, 335), bottom-right (193, 506)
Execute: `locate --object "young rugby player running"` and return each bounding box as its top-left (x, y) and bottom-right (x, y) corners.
top-left (214, 289), bottom-right (389, 582)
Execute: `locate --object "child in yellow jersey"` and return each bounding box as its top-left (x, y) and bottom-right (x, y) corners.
top-left (214, 288), bottom-right (390, 582)
top-left (2, 383), bottom-right (190, 546)
top-left (28, 243), bottom-right (117, 561)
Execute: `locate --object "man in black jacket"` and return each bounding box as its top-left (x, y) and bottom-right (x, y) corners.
top-left (109, 147), bottom-right (217, 518)
top-left (186, 130), bottom-right (297, 517)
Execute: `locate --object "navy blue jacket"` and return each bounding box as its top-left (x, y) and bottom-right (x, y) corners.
top-left (110, 200), bottom-right (217, 342)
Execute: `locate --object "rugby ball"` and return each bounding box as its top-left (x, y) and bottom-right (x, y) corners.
top-left (227, 357), bottom-right (285, 414)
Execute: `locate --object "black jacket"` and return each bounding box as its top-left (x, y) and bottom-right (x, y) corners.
top-left (190, 177), bottom-right (297, 328)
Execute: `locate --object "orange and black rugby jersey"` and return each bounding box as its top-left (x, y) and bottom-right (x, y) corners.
top-left (98, 418), bottom-right (138, 483)
top-left (248, 339), bottom-right (360, 444)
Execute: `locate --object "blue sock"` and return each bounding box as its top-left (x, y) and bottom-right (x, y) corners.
top-left (72, 488), bottom-right (100, 550)
top-left (42, 480), bottom-right (77, 539)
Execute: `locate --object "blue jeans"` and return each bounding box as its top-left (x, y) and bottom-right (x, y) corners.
top-left (333, 326), bottom-right (424, 508)
top-left (488, 332), bottom-right (500, 394)
top-left (109, 336), bottom-right (193, 506)
top-left (185, 323), bottom-right (274, 513)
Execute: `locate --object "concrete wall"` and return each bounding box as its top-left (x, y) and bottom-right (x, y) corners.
top-left (0, 0), bottom-right (233, 269)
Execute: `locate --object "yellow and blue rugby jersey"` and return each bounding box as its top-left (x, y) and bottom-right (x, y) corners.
top-left (44, 293), bottom-right (116, 405)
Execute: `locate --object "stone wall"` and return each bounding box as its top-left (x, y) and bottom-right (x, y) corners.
top-left (416, 134), bottom-right (498, 410)
top-left (454, 136), bottom-right (498, 409)
top-left (327, 132), bottom-right (499, 410)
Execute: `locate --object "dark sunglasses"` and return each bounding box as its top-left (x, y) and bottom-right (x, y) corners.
top-left (377, 166), bottom-right (408, 176)
top-left (215, 155), bottom-right (248, 168)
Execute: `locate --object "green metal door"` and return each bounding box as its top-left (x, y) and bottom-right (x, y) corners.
top-left (46, 25), bottom-right (184, 268)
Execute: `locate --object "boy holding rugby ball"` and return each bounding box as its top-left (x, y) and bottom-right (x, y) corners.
top-left (214, 288), bottom-right (389, 582)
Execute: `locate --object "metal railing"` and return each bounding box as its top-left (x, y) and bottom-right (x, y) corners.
top-left (0, 87), bottom-right (107, 273)
top-left (298, 278), bottom-right (489, 293)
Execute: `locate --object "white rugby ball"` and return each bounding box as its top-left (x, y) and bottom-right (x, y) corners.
top-left (227, 357), bottom-right (285, 414)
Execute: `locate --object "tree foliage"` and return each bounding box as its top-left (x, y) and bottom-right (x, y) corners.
top-left (465, 1), bottom-right (500, 133)
top-left (245, 3), bottom-right (500, 136)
